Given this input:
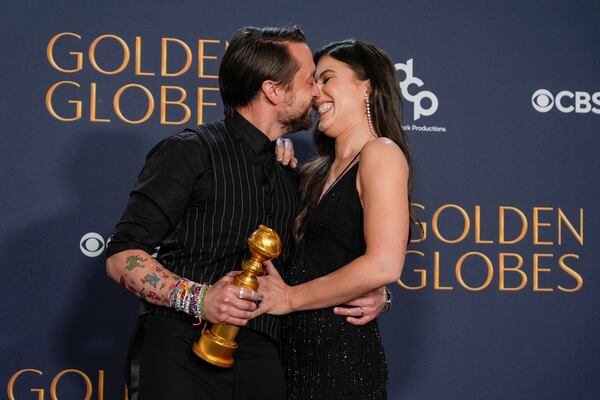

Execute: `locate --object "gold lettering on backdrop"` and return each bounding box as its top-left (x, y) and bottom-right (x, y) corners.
top-left (432, 204), bottom-right (470, 244)
top-left (499, 206), bottom-right (528, 244)
top-left (47, 82), bottom-right (221, 125)
top-left (498, 253), bottom-right (527, 291)
top-left (397, 250), bottom-right (426, 290)
top-left (455, 252), bottom-right (494, 291)
top-left (90, 83), bottom-right (111, 122)
top-left (47, 32), bottom-right (83, 73)
top-left (558, 254), bottom-right (583, 292)
top-left (7, 369), bottom-right (44, 400)
top-left (89, 34), bottom-right (130, 75)
top-left (474, 205), bottom-right (493, 244)
top-left (161, 86), bottom-right (191, 125)
top-left (45, 81), bottom-right (82, 121)
top-left (557, 208), bottom-right (584, 245)
top-left (50, 370), bottom-right (92, 400)
top-left (403, 204), bottom-right (585, 292)
top-left (197, 87), bottom-right (219, 125)
top-left (197, 39), bottom-right (220, 78)
top-left (532, 253), bottom-right (554, 292)
top-left (113, 84), bottom-right (155, 124)
top-left (533, 207), bottom-right (554, 245)
top-left (6, 369), bottom-right (118, 400)
top-left (161, 38), bottom-right (192, 77)
top-left (46, 33), bottom-right (227, 125)
top-left (134, 36), bottom-right (155, 76)
top-left (433, 251), bottom-right (453, 290)
top-left (98, 370), bottom-right (105, 400)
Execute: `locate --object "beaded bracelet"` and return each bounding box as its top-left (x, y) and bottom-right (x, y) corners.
top-left (197, 284), bottom-right (209, 320)
top-left (168, 278), bottom-right (211, 324)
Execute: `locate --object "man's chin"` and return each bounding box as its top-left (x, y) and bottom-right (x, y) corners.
top-left (282, 114), bottom-right (313, 133)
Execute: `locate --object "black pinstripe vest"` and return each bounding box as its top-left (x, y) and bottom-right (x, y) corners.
top-left (146, 120), bottom-right (298, 340)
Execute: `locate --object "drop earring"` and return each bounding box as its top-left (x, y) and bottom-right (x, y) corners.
top-left (364, 93), bottom-right (377, 137)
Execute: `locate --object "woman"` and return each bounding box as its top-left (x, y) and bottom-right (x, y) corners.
top-left (254, 40), bottom-right (413, 400)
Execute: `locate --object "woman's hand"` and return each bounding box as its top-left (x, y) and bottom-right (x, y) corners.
top-left (276, 138), bottom-right (298, 169)
top-left (250, 260), bottom-right (293, 317)
top-left (333, 287), bottom-right (386, 325)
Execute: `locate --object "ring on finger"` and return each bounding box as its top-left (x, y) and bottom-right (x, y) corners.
top-left (239, 287), bottom-right (244, 299)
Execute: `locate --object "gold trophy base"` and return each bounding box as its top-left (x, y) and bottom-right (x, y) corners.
top-left (193, 324), bottom-right (239, 368)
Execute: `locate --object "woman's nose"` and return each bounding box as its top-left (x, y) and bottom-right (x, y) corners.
top-left (312, 81), bottom-right (321, 97)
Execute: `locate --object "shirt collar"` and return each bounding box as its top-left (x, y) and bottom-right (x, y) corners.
top-left (225, 111), bottom-right (273, 154)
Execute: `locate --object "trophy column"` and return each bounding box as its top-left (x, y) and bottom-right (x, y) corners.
top-left (192, 225), bottom-right (281, 368)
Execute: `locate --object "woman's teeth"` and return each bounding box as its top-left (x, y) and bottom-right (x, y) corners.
top-left (318, 103), bottom-right (333, 114)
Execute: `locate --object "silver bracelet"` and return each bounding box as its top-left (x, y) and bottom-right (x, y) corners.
top-left (382, 287), bottom-right (392, 313)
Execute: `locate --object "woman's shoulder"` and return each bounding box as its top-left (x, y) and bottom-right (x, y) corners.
top-left (360, 137), bottom-right (408, 170)
top-left (356, 137), bottom-right (409, 199)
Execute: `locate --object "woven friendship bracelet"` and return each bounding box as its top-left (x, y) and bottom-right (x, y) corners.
top-left (168, 278), bottom-right (210, 324)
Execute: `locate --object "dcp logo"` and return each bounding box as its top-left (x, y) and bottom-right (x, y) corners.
top-left (532, 89), bottom-right (600, 114)
top-left (80, 232), bottom-right (105, 257)
top-left (395, 59), bottom-right (439, 121)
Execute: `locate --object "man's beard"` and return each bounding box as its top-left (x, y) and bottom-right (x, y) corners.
top-left (279, 96), bottom-right (314, 133)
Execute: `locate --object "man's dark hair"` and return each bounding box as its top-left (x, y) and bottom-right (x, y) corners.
top-left (219, 26), bottom-right (307, 117)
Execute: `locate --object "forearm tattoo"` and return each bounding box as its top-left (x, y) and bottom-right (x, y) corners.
top-left (120, 254), bottom-right (180, 307)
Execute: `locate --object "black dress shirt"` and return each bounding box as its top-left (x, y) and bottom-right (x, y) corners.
top-left (107, 112), bottom-right (299, 340)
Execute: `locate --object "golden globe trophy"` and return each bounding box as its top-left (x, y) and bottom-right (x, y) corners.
top-left (192, 225), bottom-right (282, 368)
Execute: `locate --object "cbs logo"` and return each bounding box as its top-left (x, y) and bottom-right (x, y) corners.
top-left (532, 89), bottom-right (600, 114)
top-left (80, 232), bottom-right (106, 257)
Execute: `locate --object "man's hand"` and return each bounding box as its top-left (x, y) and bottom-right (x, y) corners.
top-left (276, 138), bottom-right (298, 169)
top-left (203, 274), bottom-right (262, 326)
top-left (333, 287), bottom-right (387, 326)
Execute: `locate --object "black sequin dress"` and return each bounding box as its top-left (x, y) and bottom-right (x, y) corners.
top-left (281, 162), bottom-right (388, 400)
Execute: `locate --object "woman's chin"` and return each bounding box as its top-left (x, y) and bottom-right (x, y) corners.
top-left (318, 118), bottom-right (333, 135)
top-left (318, 123), bottom-right (331, 136)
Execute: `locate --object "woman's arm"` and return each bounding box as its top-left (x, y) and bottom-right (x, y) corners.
top-left (255, 138), bottom-right (410, 315)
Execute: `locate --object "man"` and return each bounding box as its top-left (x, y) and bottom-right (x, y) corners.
top-left (106, 26), bottom-right (387, 400)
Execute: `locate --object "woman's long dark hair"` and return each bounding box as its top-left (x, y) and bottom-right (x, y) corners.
top-left (293, 39), bottom-right (416, 242)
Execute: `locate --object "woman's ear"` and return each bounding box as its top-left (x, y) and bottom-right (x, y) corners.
top-left (361, 79), bottom-right (372, 97)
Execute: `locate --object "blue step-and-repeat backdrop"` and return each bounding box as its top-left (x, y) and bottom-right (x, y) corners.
top-left (1, 1), bottom-right (598, 399)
